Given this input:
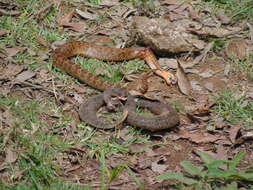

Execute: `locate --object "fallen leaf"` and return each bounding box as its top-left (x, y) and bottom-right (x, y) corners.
top-left (202, 81), bottom-right (214, 92)
top-left (178, 129), bottom-right (224, 143)
top-left (162, 0), bottom-right (180, 5)
top-left (27, 48), bottom-right (37, 56)
top-left (5, 47), bottom-right (24, 57)
top-left (187, 111), bottom-right (211, 123)
top-left (0, 29), bottom-right (10, 36)
top-left (190, 81), bottom-right (203, 91)
top-left (36, 36), bottom-right (50, 48)
top-left (57, 10), bottom-right (75, 25)
top-left (241, 130), bottom-right (253, 140)
top-left (216, 145), bottom-right (228, 161)
top-left (216, 13), bottom-right (230, 25)
top-left (129, 143), bottom-right (147, 153)
top-left (188, 7), bottom-right (200, 21)
top-left (247, 23), bottom-right (253, 44)
top-left (99, 0), bottom-right (119, 7)
top-left (176, 62), bottom-right (192, 95)
top-left (73, 85), bottom-right (88, 93)
top-left (201, 76), bottom-right (226, 92)
top-left (57, 10), bottom-right (85, 32)
top-left (187, 42), bottom-right (214, 67)
top-left (0, 64), bottom-right (24, 80)
top-left (194, 26), bottom-right (242, 38)
top-left (213, 117), bottom-right (226, 129)
top-left (15, 70), bottom-right (36, 82)
top-left (0, 8), bottom-right (20, 16)
top-left (62, 22), bottom-right (85, 32)
top-left (118, 127), bottom-right (134, 141)
top-left (159, 58), bottom-right (178, 69)
top-left (37, 51), bottom-right (49, 61)
top-left (75, 9), bottom-right (97, 20)
top-left (151, 161), bottom-right (168, 173)
top-left (226, 38), bottom-right (249, 60)
top-left (51, 40), bottom-right (66, 50)
top-left (227, 124), bottom-right (242, 143)
top-left (199, 70), bottom-right (215, 78)
top-left (145, 148), bottom-right (157, 157)
top-left (5, 148), bottom-right (18, 163)
top-left (223, 63), bottom-right (231, 76)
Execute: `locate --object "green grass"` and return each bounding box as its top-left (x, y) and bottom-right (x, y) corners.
top-left (76, 56), bottom-right (148, 83)
top-left (203, 0), bottom-right (253, 21)
top-left (233, 53), bottom-right (253, 80)
top-left (212, 89), bottom-right (253, 126)
top-left (1, 0), bottom-right (253, 189)
top-left (0, 95), bottom-right (70, 189)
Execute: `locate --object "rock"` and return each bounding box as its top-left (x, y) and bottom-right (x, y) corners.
top-left (131, 16), bottom-right (205, 55)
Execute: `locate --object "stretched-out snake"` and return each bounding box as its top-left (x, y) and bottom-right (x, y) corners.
top-left (52, 41), bottom-right (179, 131)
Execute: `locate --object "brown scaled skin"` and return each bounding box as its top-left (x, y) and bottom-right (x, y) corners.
top-left (53, 41), bottom-right (179, 131)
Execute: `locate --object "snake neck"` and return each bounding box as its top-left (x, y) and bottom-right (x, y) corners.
top-left (52, 51), bottom-right (113, 91)
top-left (52, 41), bottom-right (149, 92)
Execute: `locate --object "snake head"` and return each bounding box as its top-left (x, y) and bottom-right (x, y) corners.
top-left (104, 86), bottom-right (130, 111)
top-left (159, 70), bottom-right (177, 85)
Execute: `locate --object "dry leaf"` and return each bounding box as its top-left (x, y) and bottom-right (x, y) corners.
top-left (227, 124), bottom-right (242, 143)
top-left (15, 70), bottom-right (36, 82)
top-left (216, 145), bottom-right (228, 161)
top-left (159, 58), bottom-right (178, 69)
top-left (226, 38), bottom-right (249, 60)
top-left (0, 64), bottom-right (24, 80)
top-left (5, 148), bottom-right (18, 163)
top-left (247, 23), bottom-right (253, 44)
top-left (216, 13), bottom-right (230, 25)
top-left (57, 10), bottom-right (85, 32)
top-left (99, 0), bottom-right (119, 7)
top-left (178, 130), bottom-right (224, 143)
top-left (199, 70), bottom-right (215, 78)
top-left (5, 47), bottom-right (24, 57)
top-left (0, 29), bottom-right (10, 36)
top-left (151, 161), bottom-right (168, 173)
top-left (188, 7), bottom-right (200, 21)
top-left (194, 26), bottom-right (242, 38)
top-left (57, 10), bottom-right (75, 25)
top-left (75, 9), bottom-right (97, 20)
top-left (0, 8), bottom-right (20, 16)
top-left (176, 62), bottom-right (192, 95)
top-left (162, 0), bottom-right (180, 5)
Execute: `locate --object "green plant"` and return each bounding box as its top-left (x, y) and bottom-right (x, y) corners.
top-left (212, 89), bottom-right (253, 125)
top-left (85, 0), bottom-right (102, 4)
top-left (203, 0), bottom-right (253, 21)
top-left (157, 150), bottom-right (253, 190)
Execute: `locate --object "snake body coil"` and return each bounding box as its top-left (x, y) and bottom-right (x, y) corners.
top-left (52, 41), bottom-right (180, 131)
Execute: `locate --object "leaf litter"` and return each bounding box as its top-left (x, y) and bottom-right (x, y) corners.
top-left (1, 0), bottom-right (253, 188)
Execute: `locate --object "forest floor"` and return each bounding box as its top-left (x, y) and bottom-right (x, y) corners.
top-left (0, 0), bottom-right (253, 189)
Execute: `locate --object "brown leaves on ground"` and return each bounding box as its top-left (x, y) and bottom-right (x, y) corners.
top-left (176, 62), bottom-right (192, 95)
top-left (226, 38), bottom-right (249, 60)
top-left (1, 0), bottom-right (253, 188)
top-left (0, 1), bottom-right (20, 16)
top-left (57, 10), bottom-right (86, 32)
